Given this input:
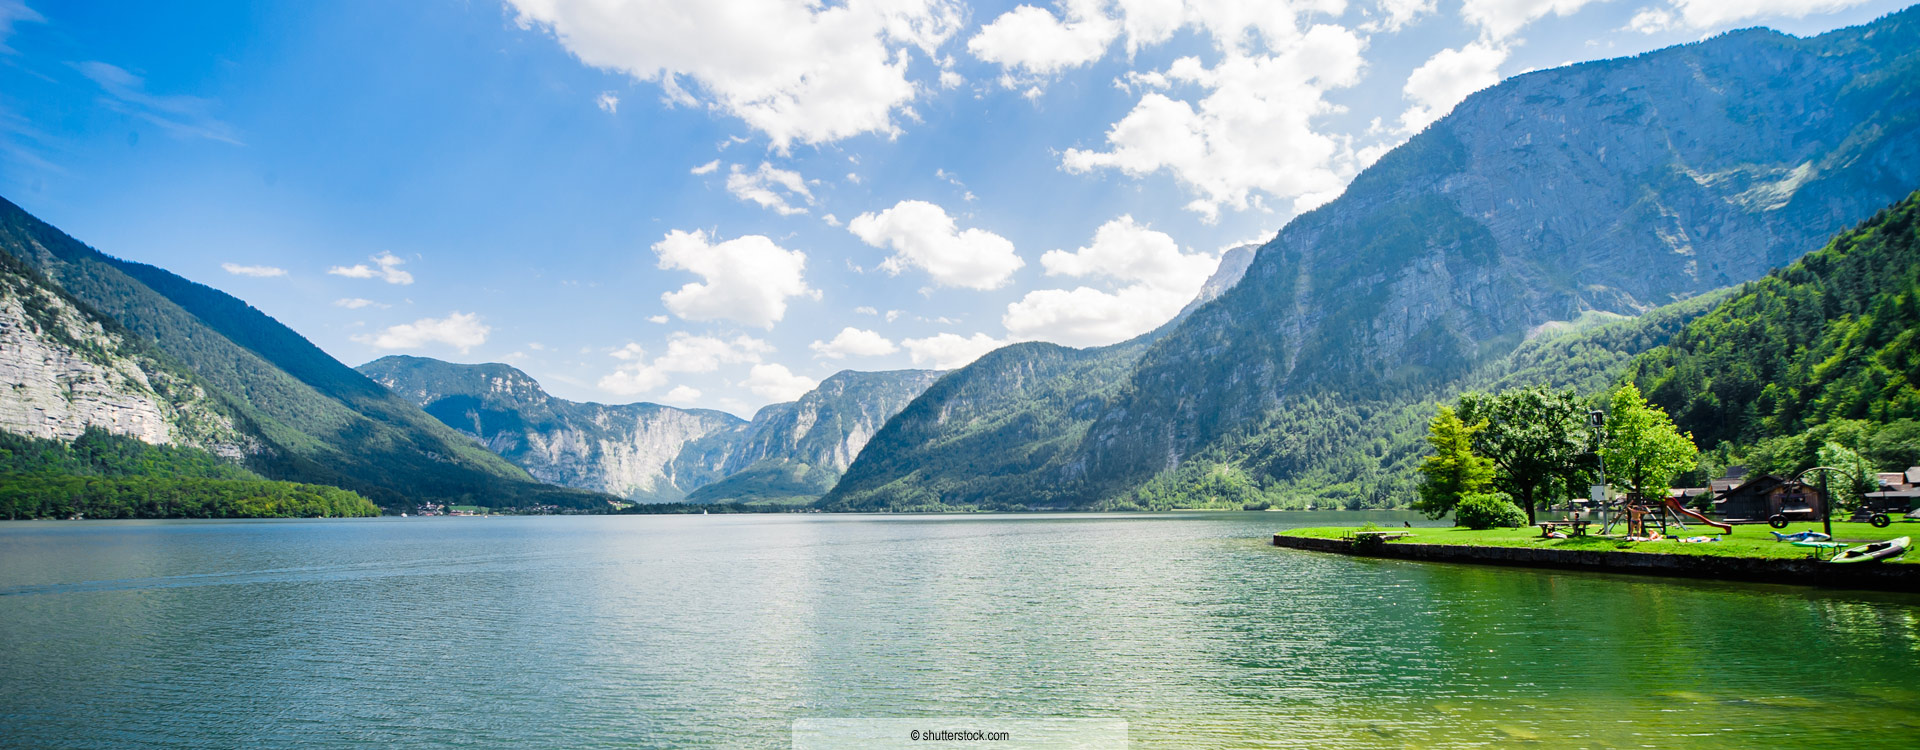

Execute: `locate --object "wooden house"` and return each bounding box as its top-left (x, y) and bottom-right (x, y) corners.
top-left (1712, 474), bottom-right (1826, 523)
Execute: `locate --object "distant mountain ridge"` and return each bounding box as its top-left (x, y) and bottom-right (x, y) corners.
top-left (0, 196), bottom-right (608, 511)
top-left (359, 356), bottom-right (942, 503)
top-left (828, 8), bottom-right (1920, 510)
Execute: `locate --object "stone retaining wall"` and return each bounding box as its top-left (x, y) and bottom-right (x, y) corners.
top-left (1272, 534), bottom-right (1920, 593)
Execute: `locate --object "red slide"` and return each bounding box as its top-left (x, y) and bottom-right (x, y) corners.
top-left (1664, 498), bottom-right (1732, 534)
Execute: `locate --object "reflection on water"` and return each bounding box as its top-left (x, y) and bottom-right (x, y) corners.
top-left (1, 512), bottom-right (1915, 748)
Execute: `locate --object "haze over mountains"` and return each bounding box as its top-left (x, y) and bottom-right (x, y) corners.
top-left (359, 356), bottom-right (941, 504)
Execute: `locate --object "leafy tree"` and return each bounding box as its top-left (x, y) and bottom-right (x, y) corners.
top-left (1415, 406), bottom-right (1494, 519)
top-left (1599, 383), bottom-right (1698, 502)
top-left (1816, 440), bottom-right (1879, 513)
top-left (1458, 386), bottom-right (1591, 525)
top-left (1454, 492), bottom-right (1527, 529)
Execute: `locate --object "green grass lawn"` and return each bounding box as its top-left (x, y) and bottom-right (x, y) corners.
top-left (1278, 520), bottom-right (1918, 563)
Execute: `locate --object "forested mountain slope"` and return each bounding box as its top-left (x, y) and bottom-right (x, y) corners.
top-left (0, 197), bottom-right (606, 510)
top-left (830, 8), bottom-right (1920, 509)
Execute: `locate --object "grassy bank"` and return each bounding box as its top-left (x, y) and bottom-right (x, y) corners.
top-left (1278, 521), bottom-right (1918, 563)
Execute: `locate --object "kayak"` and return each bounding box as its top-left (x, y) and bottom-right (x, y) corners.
top-left (1771, 530), bottom-right (1832, 542)
top-left (1831, 536), bottom-right (1910, 564)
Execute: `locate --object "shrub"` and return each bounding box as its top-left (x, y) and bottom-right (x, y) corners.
top-left (1454, 492), bottom-right (1527, 530)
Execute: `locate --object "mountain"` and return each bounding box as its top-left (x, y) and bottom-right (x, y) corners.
top-left (1627, 189), bottom-right (1920, 468)
top-left (822, 244), bottom-right (1256, 511)
top-left (828, 9), bottom-right (1920, 510)
top-left (687, 368), bottom-right (946, 503)
top-left (0, 196), bottom-right (609, 511)
top-left (358, 356), bottom-right (942, 503)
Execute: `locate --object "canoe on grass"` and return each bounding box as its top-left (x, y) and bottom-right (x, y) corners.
top-left (1830, 536), bottom-right (1910, 564)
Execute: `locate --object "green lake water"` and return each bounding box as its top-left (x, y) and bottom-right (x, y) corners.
top-left (2, 512), bottom-right (1917, 748)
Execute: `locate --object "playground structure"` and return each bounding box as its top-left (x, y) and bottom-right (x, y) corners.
top-left (1598, 494), bottom-right (1733, 537)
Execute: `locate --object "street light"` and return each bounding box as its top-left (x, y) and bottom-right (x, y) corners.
top-left (1793, 466), bottom-right (1844, 538)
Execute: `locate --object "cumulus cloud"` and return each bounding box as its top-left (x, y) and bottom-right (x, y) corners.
top-left (1397, 41), bottom-right (1508, 133)
top-left (848, 200), bottom-right (1024, 290)
top-left (596, 91), bottom-right (619, 112)
top-left (969, 0), bottom-right (1119, 81)
top-left (1368, 0), bottom-right (1438, 32)
top-left (1062, 24), bottom-right (1368, 220)
top-left (726, 162), bottom-right (814, 215)
top-left (354, 312), bottom-right (490, 353)
top-left (741, 363), bottom-right (819, 401)
top-left (690, 159), bottom-right (720, 175)
top-left (597, 334), bottom-right (771, 396)
top-left (506, 0), bottom-right (964, 150)
top-left (221, 262), bottom-right (286, 278)
top-left (664, 385), bottom-right (702, 403)
top-left (655, 333), bottom-right (772, 372)
top-left (334, 297), bottom-right (383, 309)
top-left (810, 327), bottom-right (899, 358)
top-left (1626, 0), bottom-right (1869, 32)
top-left (1004, 216), bottom-right (1221, 347)
top-left (1462, 0), bottom-right (1604, 40)
top-left (328, 252), bottom-right (414, 285)
top-left (901, 332), bottom-right (1008, 369)
top-left (654, 229), bottom-right (815, 328)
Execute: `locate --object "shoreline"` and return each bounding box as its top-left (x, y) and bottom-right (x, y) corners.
top-left (1272, 532), bottom-right (1920, 593)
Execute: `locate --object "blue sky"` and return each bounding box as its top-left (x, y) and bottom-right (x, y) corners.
top-left (0, 0), bottom-right (1908, 417)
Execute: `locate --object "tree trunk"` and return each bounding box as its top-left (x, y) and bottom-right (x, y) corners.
top-left (1522, 486), bottom-right (1536, 525)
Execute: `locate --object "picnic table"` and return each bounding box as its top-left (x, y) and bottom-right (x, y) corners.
top-left (1537, 521), bottom-right (1589, 538)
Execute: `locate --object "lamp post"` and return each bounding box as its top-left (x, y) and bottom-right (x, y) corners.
top-left (1794, 466), bottom-right (1843, 538)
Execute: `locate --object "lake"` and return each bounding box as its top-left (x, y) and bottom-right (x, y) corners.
top-left (2, 512), bottom-right (1917, 748)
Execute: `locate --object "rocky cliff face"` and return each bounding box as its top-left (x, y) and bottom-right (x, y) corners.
top-left (829, 10), bottom-right (1920, 509)
top-left (0, 253), bottom-right (248, 455)
top-left (359, 356), bottom-right (747, 502)
top-left (358, 357), bottom-right (942, 503)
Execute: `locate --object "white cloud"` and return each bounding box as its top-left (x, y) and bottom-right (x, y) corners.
top-left (664, 385), bottom-right (702, 403)
top-left (221, 262), bottom-right (286, 278)
top-left (1062, 24), bottom-right (1368, 220)
top-left (901, 332), bottom-right (1008, 369)
top-left (1629, 0), bottom-right (1869, 32)
top-left (599, 362), bottom-right (668, 395)
top-left (848, 199), bottom-right (1024, 289)
top-left (741, 363), bottom-right (819, 401)
top-left (1397, 41), bottom-right (1508, 133)
top-left (810, 327), bottom-right (899, 358)
top-left (1038, 215), bottom-right (1216, 288)
top-left (353, 312), bottom-right (490, 353)
top-left (854, 306), bottom-right (879, 315)
top-left (596, 91), bottom-right (619, 113)
top-left (506, 0), bottom-right (964, 150)
top-left (969, 0), bottom-right (1119, 80)
top-left (327, 252), bottom-right (414, 285)
top-left (1462, 0), bottom-right (1604, 40)
top-left (654, 229), bottom-right (815, 328)
top-left (647, 314), bottom-right (670, 324)
top-left (597, 334), bottom-right (770, 396)
top-left (334, 297), bottom-right (382, 309)
top-left (1368, 0), bottom-right (1437, 31)
top-left (691, 159), bottom-right (720, 175)
top-left (655, 333), bottom-right (772, 372)
top-left (726, 162), bottom-right (814, 215)
top-left (1005, 216), bottom-right (1221, 347)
